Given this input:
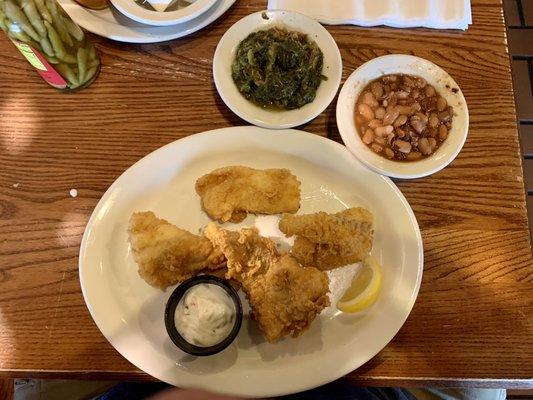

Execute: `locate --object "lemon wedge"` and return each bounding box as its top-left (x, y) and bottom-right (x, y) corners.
top-left (337, 255), bottom-right (382, 313)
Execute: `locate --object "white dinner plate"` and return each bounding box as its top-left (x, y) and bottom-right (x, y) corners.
top-left (79, 127), bottom-right (423, 398)
top-left (213, 10), bottom-right (342, 129)
top-left (58, 0), bottom-right (235, 43)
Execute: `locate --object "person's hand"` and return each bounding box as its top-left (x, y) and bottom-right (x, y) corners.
top-left (149, 388), bottom-right (246, 400)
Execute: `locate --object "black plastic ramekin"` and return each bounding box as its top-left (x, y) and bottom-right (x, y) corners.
top-left (164, 275), bottom-right (243, 356)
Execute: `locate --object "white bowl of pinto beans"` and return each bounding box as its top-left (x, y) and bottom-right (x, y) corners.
top-left (337, 54), bottom-right (469, 179)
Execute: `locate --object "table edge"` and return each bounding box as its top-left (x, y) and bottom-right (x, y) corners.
top-left (1, 370), bottom-right (532, 389)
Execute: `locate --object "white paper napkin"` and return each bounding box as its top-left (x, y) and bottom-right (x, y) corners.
top-left (146, 0), bottom-right (170, 12)
top-left (267, 0), bottom-right (472, 30)
top-left (146, 0), bottom-right (194, 13)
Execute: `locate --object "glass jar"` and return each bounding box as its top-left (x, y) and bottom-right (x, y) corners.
top-left (0, 0), bottom-right (100, 90)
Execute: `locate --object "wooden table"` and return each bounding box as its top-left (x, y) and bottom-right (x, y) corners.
top-left (0, 0), bottom-right (532, 391)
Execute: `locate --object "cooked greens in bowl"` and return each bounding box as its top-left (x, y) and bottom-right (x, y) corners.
top-left (231, 27), bottom-right (326, 110)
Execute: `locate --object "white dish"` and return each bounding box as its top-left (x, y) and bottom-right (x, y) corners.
top-left (213, 10), bottom-right (342, 129)
top-left (337, 54), bottom-right (469, 179)
top-left (111, 0), bottom-right (216, 27)
top-left (79, 126), bottom-right (423, 398)
top-left (58, 0), bottom-right (235, 43)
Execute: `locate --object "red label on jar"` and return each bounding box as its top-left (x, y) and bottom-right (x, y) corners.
top-left (11, 40), bottom-right (68, 89)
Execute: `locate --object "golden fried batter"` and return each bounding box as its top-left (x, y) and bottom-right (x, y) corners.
top-left (204, 264), bottom-right (241, 291)
top-left (195, 166), bottom-right (301, 223)
top-left (205, 223), bottom-right (330, 342)
top-left (279, 207), bottom-right (374, 270)
top-left (128, 211), bottom-right (225, 289)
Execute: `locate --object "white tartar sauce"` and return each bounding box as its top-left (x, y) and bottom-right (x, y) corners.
top-left (175, 283), bottom-right (236, 347)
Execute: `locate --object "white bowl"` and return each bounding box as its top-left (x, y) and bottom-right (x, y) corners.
top-left (337, 55), bottom-right (469, 179)
top-left (111, 0), bottom-right (217, 26)
top-left (213, 10), bottom-right (342, 129)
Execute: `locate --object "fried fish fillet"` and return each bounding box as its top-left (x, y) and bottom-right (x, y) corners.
top-left (128, 211), bottom-right (225, 289)
top-left (205, 223), bottom-right (330, 342)
top-left (195, 166), bottom-right (301, 223)
top-left (205, 264), bottom-right (241, 291)
top-left (279, 207), bottom-right (374, 271)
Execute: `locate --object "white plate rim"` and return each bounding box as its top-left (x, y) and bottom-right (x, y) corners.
top-left (110, 0), bottom-right (217, 27)
top-left (79, 127), bottom-right (424, 397)
top-left (336, 54), bottom-right (469, 179)
top-left (59, 0), bottom-right (235, 43)
top-left (213, 10), bottom-right (343, 129)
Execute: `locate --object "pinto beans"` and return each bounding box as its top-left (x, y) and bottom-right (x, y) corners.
top-left (355, 73), bottom-right (454, 162)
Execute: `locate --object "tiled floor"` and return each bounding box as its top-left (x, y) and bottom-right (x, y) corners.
top-left (492, 4), bottom-right (532, 394)
top-left (504, 0), bottom-right (533, 234)
top-left (12, 379), bottom-right (117, 400)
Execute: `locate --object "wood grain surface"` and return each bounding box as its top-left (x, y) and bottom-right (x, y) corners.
top-left (0, 0), bottom-right (532, 390)
top-left (0, 379), bottom-right (13, 400)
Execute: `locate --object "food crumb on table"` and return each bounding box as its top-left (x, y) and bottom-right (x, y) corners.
top-left (70, 189), bottom-right (78, 198)
top-left (12, 183), bottom-right (19, 188)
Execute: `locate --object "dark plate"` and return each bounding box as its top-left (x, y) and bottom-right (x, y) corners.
top-left (164, 275), bottom-right (243, 356)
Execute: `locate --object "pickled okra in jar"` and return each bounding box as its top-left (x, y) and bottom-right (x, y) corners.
top-left (0, 0), bottom-right (100, 90)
